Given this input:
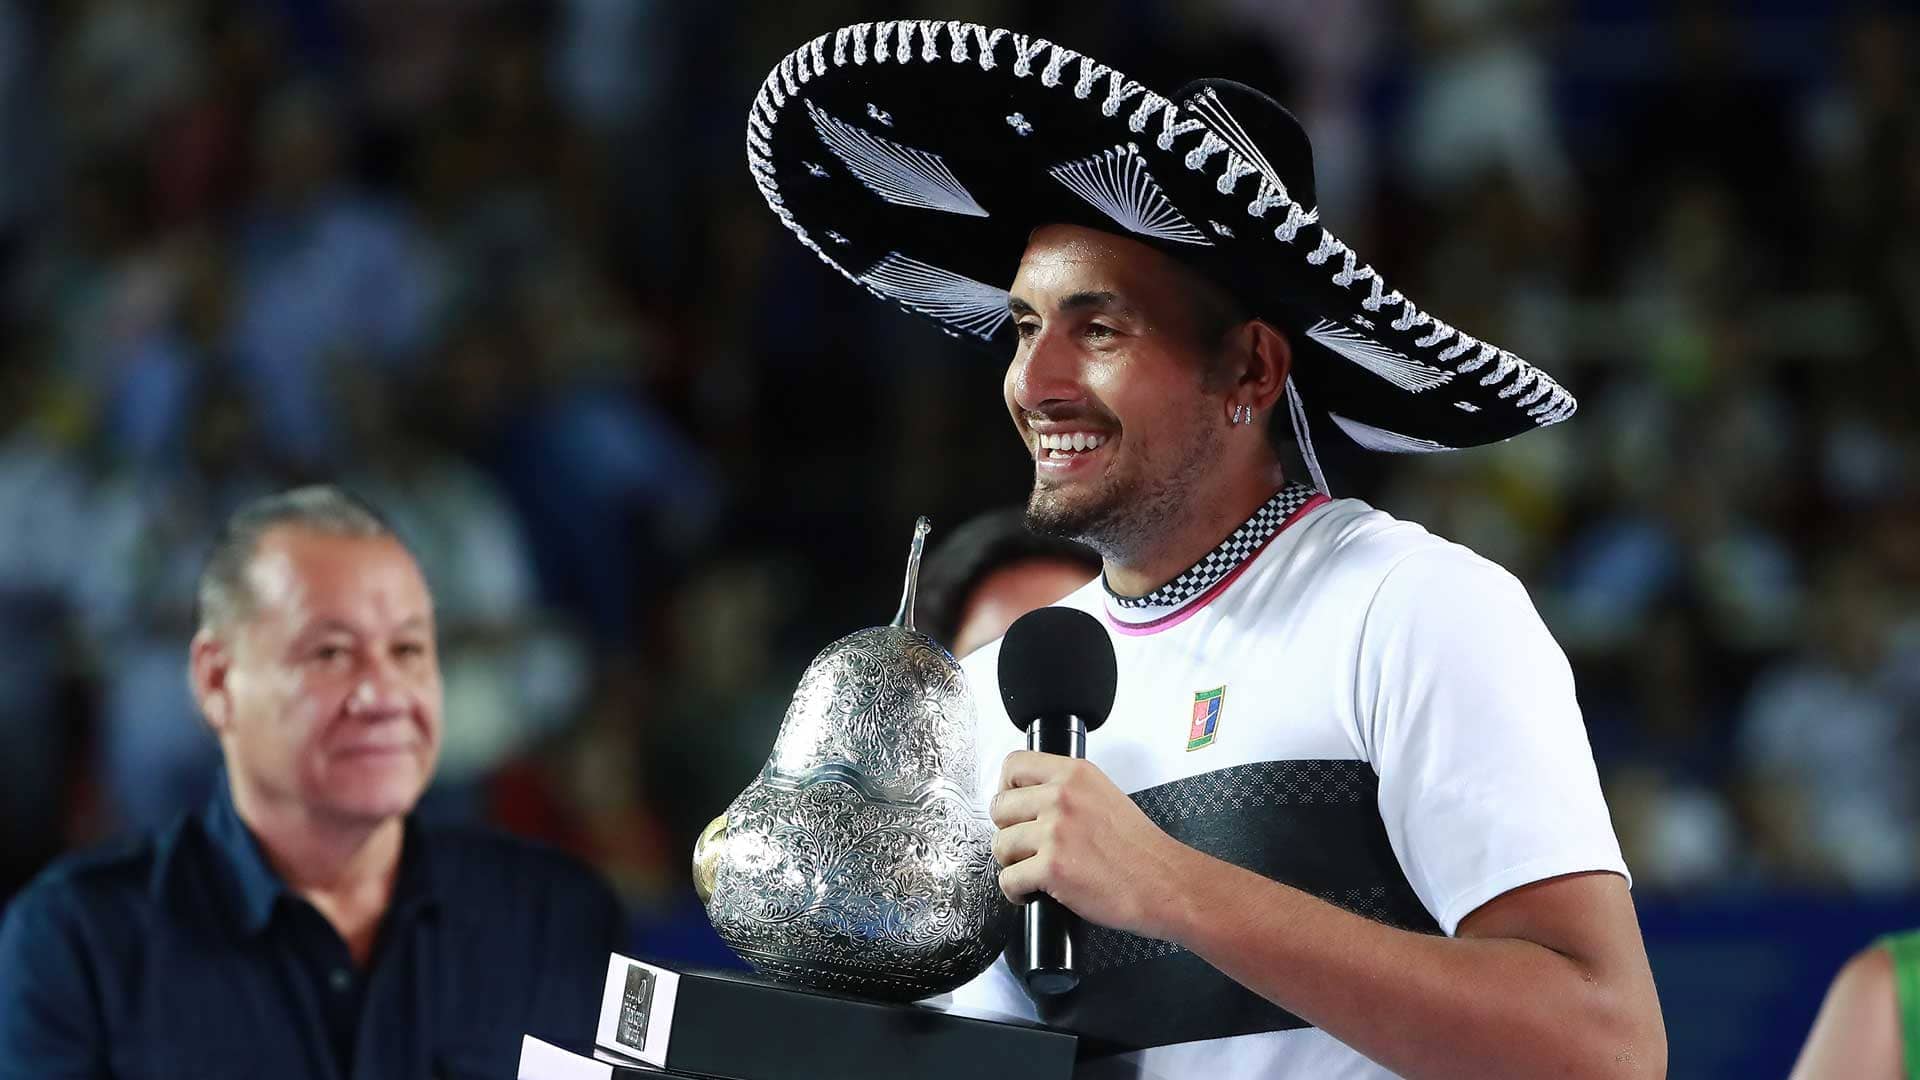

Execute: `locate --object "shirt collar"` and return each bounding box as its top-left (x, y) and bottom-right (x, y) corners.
top-left (1102, 482), bottom-right (1324, 627)
top-left (201, 774), bottom-right (443, 937)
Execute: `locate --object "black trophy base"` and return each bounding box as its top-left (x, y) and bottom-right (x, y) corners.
top-left (591, 959), bottom-right (1076, 1080)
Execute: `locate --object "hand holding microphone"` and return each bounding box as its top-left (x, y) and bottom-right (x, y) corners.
top-left (995, 607), bottom-right (1118, 996)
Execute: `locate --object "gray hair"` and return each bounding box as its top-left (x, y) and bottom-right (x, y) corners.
top-left (196, 485), bottom-right (403, 635)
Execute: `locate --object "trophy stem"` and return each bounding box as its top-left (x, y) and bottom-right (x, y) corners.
top-left (891, 516), bottom-right (932, 630)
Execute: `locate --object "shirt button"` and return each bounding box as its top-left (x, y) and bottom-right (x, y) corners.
top-left (329, 968), bottom-right (352, 993)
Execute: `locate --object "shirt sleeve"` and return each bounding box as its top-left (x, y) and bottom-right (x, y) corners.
top-left (0, 880), bottom-right (108, 1079)
top-left (1357, 546), bottom-right (1628, 936)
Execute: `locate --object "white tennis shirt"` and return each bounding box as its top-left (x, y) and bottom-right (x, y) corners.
top-left (946, 488), bottom-right (1628, 1079)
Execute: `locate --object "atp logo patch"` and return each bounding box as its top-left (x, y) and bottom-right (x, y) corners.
top-left (1187, 686), bottom-right (1224, 751)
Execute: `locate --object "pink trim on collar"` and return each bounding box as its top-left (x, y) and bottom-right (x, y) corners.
top-left (1104, 493), bottom-right (1329, 636)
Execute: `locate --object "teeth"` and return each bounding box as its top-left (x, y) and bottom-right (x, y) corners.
top-left (1037, 432), bottom-right (1106, 452)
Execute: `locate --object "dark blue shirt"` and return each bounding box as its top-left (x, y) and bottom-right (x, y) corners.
top-left (0, 782), bottom-right (626, 1080)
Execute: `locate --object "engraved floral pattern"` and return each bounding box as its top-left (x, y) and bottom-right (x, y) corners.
top-left (768, 626), bottom-right (976, 797)
top-left (705, 624), bottom-right (1011, 1001)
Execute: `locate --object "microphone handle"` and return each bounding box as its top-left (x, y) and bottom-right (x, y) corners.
top-left (1023, 715), bottom-right (1087, 996)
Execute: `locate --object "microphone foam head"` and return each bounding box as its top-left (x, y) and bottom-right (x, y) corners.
top-left (997, 606), bottom-right (1117, 732)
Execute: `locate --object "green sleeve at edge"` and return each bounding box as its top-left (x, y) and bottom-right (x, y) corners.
top-left (1880, 930), bottom-right (1920, 1080)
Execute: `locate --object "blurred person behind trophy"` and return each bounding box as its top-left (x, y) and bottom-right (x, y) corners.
top-left (916, 506), bottom-right (1100, 659)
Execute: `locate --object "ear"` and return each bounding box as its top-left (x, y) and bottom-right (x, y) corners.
top-left (189, 628), bottom-right (235, 736)
top-left (1231, 319), bottom-right (1292, 416)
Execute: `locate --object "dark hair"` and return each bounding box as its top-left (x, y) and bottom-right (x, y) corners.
top-left (1171, 262), bottom-right (1299, 455)
top-left (916, 508), bottom-right (1102, 649)
top-left (196, 484), bottom-right (402, 634)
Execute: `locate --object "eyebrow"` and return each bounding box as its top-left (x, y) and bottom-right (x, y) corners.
top-left (1008, 291), bottom-right (1134, 318)
top-left (296, 615), bottom-right (432, 641)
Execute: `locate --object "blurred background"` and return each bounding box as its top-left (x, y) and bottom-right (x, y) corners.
top-left (0, 0), bottom-right (1913, 1074)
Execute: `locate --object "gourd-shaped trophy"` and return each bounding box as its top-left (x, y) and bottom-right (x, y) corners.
top-left (694, 519), bottom-right (1012, 1001)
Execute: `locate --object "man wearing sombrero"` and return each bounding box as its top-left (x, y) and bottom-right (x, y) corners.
top-left (750, 21), bottom-right (1664, 1078)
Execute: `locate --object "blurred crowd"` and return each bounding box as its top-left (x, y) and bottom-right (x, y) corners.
top-left (0, 0), bottom-right (1915, 933)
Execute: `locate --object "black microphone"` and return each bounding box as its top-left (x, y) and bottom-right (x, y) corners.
top-left (997, 606), bottom-right (1119, 996)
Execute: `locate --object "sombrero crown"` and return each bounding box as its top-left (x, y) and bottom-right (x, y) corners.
top-left (747, 21), bottom-right (1575, 454)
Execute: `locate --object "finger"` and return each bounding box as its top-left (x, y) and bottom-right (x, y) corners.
top-left (998, 853), bottom-right (1053, 904)
top-left (988, 785), bottom-right (1050, 829)
top-left (990, 820), bottom-right (1045, 869)
top-left (999, 749), bottom-right (1070, 792)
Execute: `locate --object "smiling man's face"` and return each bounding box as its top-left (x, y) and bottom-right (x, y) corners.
top-left (1005, 224), bottom-right (1238, 559)
top-left (198, 527), bottom-right (443, 828)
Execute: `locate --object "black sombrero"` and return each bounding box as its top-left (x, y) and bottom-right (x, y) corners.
top-left (746, 21), bottom-right (1575, 480)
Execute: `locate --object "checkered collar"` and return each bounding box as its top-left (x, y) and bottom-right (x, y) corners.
top-left (1102, 483), bottom-right (1322, 624)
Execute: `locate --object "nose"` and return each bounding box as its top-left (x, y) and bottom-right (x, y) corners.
top-left (1008, 324), bottom-right (1082, 415)
top-left (346, 662), bottom-right (412, 719)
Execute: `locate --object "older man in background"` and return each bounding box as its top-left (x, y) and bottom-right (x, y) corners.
top-left (0, 485), bottom-right (624, 1079)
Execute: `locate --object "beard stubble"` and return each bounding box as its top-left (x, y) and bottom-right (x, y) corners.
top-left (1025, 399), bottom-right (1224, 564)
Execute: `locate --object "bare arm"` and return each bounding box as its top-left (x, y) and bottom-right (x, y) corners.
top-left (994, 753), bottom-right (1666, 1080)
top-left (1790, 946), bottom-right (1903, 1080)
top-left (1167, 852), bottom-right (1663, 1079)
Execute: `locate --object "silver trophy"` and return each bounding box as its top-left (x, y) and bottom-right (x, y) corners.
top-left (695, 519), bottom-right (1012, 1001)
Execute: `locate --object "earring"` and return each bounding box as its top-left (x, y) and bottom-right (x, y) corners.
top-left (1232, 404), bottom-right (1253, 426)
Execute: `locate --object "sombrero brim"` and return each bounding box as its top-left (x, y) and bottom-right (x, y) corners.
top-left (746, 21), bottom-right (1576, 452)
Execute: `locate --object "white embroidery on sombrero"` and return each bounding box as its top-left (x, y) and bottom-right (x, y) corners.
top-left (1478, 350), bottom-right (1520, 387)
top-left (1189, 88), bottom-right (1285, 194)
top-left (1181, 88), bottom-right (1321, 243)
top-left (1329, 413), bottom-right (1456, 454)
top-left (1306, 319), bottom-right (1452, 393)
top-left (973, 26), bottom-right (1009, 71)
top-left (1272, 201), bottom-right (1319, 243)
top-left (870, 20), bottom-right (914, 65)
top-left (1041, 45), bottom-right (1078, 88)
top-left (1183, 132), bottom-right (1231, 175)
top-left (1010, 34), bottom-right (1053, 78)
top-left (1128, 91), bottom-right (1168, 133)
top-left (1153, 104), bottom-right (1205, 152)
top-left (807, 100), bottom-right (988, 217)
top-left (1050, 143), bottom-right (1212, 246)
top-left (1497, 365), bottom-right (1540, 399)
top-left (1457, 342), bottom-right (1499, 373)
top-left (1101, 69), bottom-right (1148, 118)
top-left (1453, 401), bottom-right (1481, 412)
top-left (1295, 223), bottom-right (1576, 422)
top-left (1532, 387), bottom-right (1577, 424)
top-left (1516, 377), bottom-right (1556, 408)
top-left (859, 252), bottom-right (1011, 340)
